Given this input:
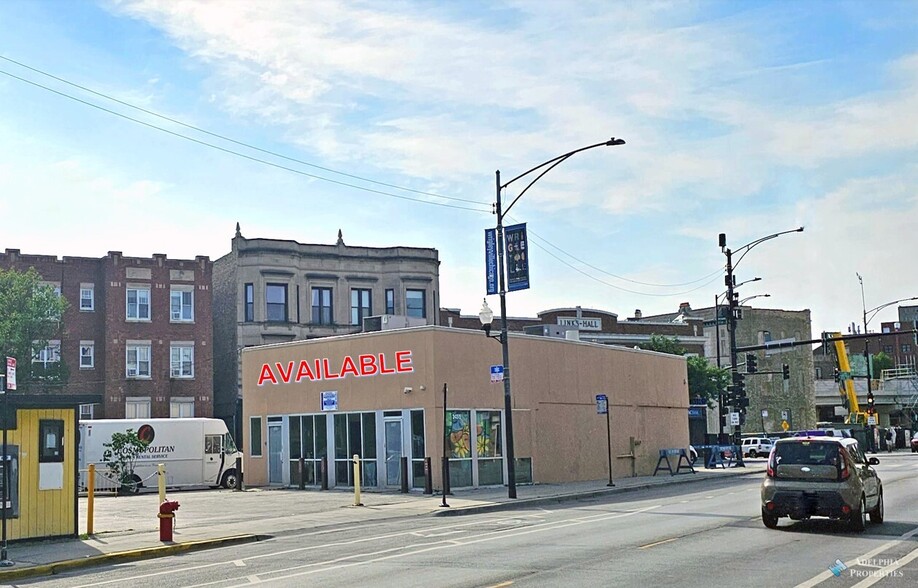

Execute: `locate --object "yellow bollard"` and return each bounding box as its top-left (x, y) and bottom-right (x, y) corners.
top-left (87, 464), bottom-right (95, 535)
top-left (353, 454), bottom-right (363, 506)
top-left (158, 463), bottom-right (166, 504)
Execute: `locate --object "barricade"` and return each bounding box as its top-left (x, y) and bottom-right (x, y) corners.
top-left (695, 444), bottom-right (740, 469)
top-left (653, 448), bottom-right (695, 476)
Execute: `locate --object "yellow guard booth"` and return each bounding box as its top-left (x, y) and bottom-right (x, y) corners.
top-left (1, 394), bottom-right (100, 541)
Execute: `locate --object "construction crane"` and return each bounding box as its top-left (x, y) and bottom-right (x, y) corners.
top-left (829, 332), bottom-right (871, 426)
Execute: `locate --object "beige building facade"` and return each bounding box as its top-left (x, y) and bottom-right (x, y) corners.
top-left (241, 326), bottom-right (690, 490)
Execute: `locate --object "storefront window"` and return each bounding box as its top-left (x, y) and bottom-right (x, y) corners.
top-left (411, 410), bottom-right (426, 487)
top-left (446, 410), bottom-right (472, 487)
top-left (334, 412), bottom-right (377, 487)
top-left (289, 414), bottom-right (329, 486)
top-left (476, 411), bottom-right (503, 486)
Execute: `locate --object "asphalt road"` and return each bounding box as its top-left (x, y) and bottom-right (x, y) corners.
top-left (17, 454), bottom-right (918, 588)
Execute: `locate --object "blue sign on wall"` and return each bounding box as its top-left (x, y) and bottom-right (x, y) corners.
top-left (596, 394), bottom-right (608, 414)
top-left (505, 223), bottom-right (530, 292)
top-left (485, 228), bottom-right (498, 295)
top-left (321, 391), bottom-right (338, 412)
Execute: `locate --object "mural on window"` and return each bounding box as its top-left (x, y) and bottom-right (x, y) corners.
top-left (446, 411), bottom-right (470, 458)
top-left (476, 411), bottom-right (502, 457)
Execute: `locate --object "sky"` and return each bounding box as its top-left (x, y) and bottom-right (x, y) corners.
top-left (2, 0), bottom-right (917, 340)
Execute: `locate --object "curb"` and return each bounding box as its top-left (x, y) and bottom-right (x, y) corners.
top-left (433, 467), bottom-right (765, 517)
top-left (0, 534), bottom-right (266, 582)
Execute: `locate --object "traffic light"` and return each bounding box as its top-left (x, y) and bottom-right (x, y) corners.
top-left (867, 391), bottom-right (875, 410)
top-left (735, 396), bottom-right (750, 409)
top-left (732, 371), bottom-right (746, 396)
top-left (746, 353), bottom-right (758, 374)
top-left (783, 364), bottom-right (790, 380)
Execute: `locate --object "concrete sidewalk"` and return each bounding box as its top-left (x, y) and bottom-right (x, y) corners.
top-left (0, 460), bottom-right (766, 582)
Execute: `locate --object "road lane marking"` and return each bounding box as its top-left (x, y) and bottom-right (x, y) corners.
top-left (233, 560), bottom-right (246, 567)
top-left (794, 524), bottom-right (918, 587)
top-left (639, 537), bottom-right (678, 549)
top-left (487, 582), bottom-right (513, 588)
top-left (851, 545), bottom-right (918, 587)
top-left (182, 506), bottom-right (663, 586)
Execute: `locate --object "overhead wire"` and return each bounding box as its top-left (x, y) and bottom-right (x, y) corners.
top-left (0, 67), bottom-right (489, 213)
top-left (0, 55), bottom-right (488, 206)
top-left (1, 56), bottom-right (727, 299)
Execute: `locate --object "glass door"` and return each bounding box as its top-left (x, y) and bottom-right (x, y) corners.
top-left (268, 422), bottom-right (283, 485)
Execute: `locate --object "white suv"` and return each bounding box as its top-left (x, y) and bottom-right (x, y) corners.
top-left (742, 437), bottom-right (774, 458)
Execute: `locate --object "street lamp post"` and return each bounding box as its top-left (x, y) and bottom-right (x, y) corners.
top-left (720, 228), bottom-right (803, 455)
top-left (856, 274), bottom-right (917, 452)
top-left (484, 138), bottom-right (625, 498)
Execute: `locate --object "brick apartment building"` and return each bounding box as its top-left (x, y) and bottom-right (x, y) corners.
top-left (213, 226), bottom-right (440, 435)
top-left (0, 249), bottom-right (214, 419)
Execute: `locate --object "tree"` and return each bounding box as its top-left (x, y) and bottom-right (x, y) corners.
top-left (0, 267), bottom-right (69, 390)
top-left (640, 334), bottom-right (728, 407)
top-left (871, 351), bottom-right (893, 378)
top-left (102, 429), bottom-right (147, 494)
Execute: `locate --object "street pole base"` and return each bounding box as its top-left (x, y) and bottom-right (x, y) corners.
top-left (607, 482), bottom-right (615, 487)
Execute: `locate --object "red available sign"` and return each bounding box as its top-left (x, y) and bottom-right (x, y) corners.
top-left (257, 350), bottom-right (413, 386)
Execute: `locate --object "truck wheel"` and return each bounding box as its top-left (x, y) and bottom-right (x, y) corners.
top-left (749, 449), bottom-right (758, 458)
top-left (221, 470), bottom-right (239, 490)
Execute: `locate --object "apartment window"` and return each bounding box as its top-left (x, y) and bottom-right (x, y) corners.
top-left (170, 345), bottom-right (194, 378)
top-left (385, 289), bottom-right (395, 315)
top-left (311, 287), bottom-right (333, 325)
top-left (351, 288), bottom-right (372, 326)
top-left (79, 404), bottom-right (95, 420)
top-left (884, 345), bottom-right (894, 354)
top-left (244, 283), bottom-right (254, 322)
top-left (80, 341), bottom-right (94, 369)
top-left (126, 344), bottom-right (151, 378)
top-left (902, 343), bottom-right (912, 354)
top-left (170, 289), bottom-right (194, 322)
top-left (266, 283), bottom-right (287, 322)
top-left (250, 416), bottom-right (263, 457)
top-left (126, 286), bottom-right (151, 320)
top-left (170, 398), bottom-right (195, 418)
top-left (406, 289), bottom-right (426, 319)
top-left (80, 285), bottom-right (94, 311)
top-left (33, 341), bottom-right (61, 367)
top-left (125, 397), bottom-right (151, 419)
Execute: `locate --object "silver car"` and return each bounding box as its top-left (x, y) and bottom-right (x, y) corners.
top-left (760, 437), bottom-right (883, 532)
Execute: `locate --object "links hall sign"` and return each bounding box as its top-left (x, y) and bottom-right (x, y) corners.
top-left (258, 350), bottom-right (414, 386)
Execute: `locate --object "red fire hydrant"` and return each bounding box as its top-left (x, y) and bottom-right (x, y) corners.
top-left (158, 500), bottom-right (180, 542)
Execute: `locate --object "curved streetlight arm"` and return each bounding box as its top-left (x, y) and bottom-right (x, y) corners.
top-left (731, 227), bottom-right (804, 270)
top-left (739, 294), bottom-right (770, 305)
top-left (500, 137), bottom-right (625, 218)
top-left (865, 296), bottom-right (918, 328)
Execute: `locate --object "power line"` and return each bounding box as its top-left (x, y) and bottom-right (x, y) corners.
top-left (0, 58), bottom-right (723, 299)
top-left (0, 67), bottom-right (490, 213)
top-left (1, 55), bottom-right (489, 206)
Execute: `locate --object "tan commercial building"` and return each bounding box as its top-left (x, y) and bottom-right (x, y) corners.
top-left (241, 326), bottom-right (690, 490)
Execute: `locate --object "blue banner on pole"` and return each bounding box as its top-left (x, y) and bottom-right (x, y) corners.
top-left (505, 223), bottom-right (530, 292)
top-left (485, 228), bottom-right (498, 295)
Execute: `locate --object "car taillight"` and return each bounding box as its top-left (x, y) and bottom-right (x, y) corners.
top-left (839, 448), bottom-right (850, 480)
top-left (766, 450), bottom-right (776, 478)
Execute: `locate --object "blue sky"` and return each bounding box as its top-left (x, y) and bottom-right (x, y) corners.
top-left (2, 0), bottom-right (918, 339)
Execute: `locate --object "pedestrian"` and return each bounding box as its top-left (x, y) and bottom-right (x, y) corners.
top-left (886, 429), bottom-right (894, 452)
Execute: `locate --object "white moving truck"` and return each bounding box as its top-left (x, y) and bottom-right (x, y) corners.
top-left (79, 418), bottom-right (242, 491)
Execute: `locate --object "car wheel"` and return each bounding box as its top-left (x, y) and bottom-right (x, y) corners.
top-left (869, 490), bottom-right (884, 524)
top-left (849, 496), bottom-right (867, 532)
top-left (749, 449), bottom-right (758, 458)
top-left (762, 510), bottom-right (779, 529)
top-left (221, 470), bottom-right (239, 490)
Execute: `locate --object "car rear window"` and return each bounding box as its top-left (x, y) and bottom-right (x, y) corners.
top-left (774, 441), bottom-right (840, 466)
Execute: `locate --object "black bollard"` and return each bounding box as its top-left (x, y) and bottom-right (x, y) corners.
top-left (235, 456), bottom-right (244, 491)
top-left (320, 456), bottom-right (329, 490)
top-left (298, 457), bottom-right (306, 490)
top-left (423, 457), bottom-right (433, 495)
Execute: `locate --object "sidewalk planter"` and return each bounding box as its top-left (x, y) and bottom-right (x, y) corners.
top-left (241, 326), bottom-right (690, 491)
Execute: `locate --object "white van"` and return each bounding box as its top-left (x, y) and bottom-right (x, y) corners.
top-left (79, 418), bottom-right (242, 491)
